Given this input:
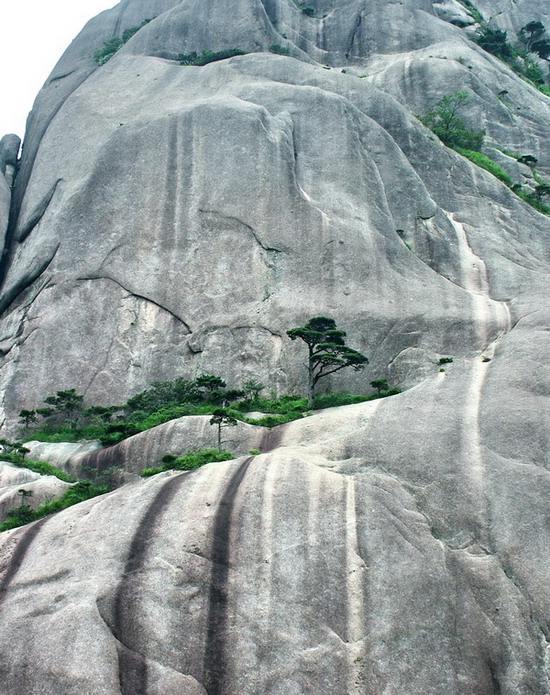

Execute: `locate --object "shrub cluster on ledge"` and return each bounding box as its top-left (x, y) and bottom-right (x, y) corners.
top-left (93, 18), bottom-right (153, 65)
top-left (16, 317), bottom-right (399, 445)
top-left (419, 91), bottom-right (550, 215)
top-left (0, 481), bottom-right (108, 532)
top-left (141, 448), bottom-right (233, 477)
top-left (178, 48), bottom-right (248, 66)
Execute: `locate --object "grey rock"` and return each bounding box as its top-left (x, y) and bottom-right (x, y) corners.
top-left (0, 461), bottom-right (70, 522)
top-left (0, 134), bottom-right (19, 256)
top-left (23, 439), bottom-right (102, 472)
top-left (0, 0), bottom-right (549, 691)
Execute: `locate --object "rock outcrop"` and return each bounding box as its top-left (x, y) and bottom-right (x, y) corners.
top-left (0, 134), bottom-right (19, 260)
top-left (0, 0), bottom-right (549, 692)
top-left (0, 461), bottom-right (70, 523)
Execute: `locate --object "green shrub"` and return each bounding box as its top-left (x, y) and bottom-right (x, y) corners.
top-left (93, 37), bottom-right (123, 65)
top-left (178, 48), bottom-right (248, 66)
top-left (523, 57), bottom-right (545, 85)
top-left (300, 6), bottom-right (315, 16)
top-left (126, 377), bottom-right (201, 413)
top-left (419, 92), bottom-right (485, 151)
top-left (0, 481), bottom-right (107, 532)
top-left (539, 84), bottom-right (550, 96)
top-left (93, 19), bottom-right (153, 65)
top-left (514, 187), bottom-right (550, 214)
top-left (455, 148), bottom-right (514, 186)
top-left (0, 453), bottom-right (75, 482)
top-left (439, 357), bottom-right (454, 364)
top-left (269, 44), bottom-right (290, 55)
top-left (249, 449), bottom-right (261, 455)
top-left (141, 448), bottom-right (233, 477)
top-left (312, 389), bottom-right (401, 409)
top-left (122, 18), bottom-right (153, 43)
top-left (246, 414), bottom-right (297, 427)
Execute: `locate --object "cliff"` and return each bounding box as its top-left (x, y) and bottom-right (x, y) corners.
top-left (0, 0), bottom-right (549, 692)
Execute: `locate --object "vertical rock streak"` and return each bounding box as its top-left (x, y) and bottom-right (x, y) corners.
top-left (113, 473), bottom-right (189, 694)
top-left (202, 456), bottom-right (254, 694)
top-left (344, 476), bottom-right (368, 693)
top-left (0, 518), bottom-right (48, 604)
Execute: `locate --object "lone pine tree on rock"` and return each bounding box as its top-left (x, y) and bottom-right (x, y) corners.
top-left (209, 408), bottom-right (238, 449)
top-left (287, 317), bottom-right (368, 401)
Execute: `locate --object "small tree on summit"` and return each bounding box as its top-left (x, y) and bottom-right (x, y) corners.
top-left (287, 317), bottom-right (368, 401)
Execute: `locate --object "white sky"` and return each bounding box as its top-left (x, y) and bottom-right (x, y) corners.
top-left (1, 0), bottom-right (118, 140)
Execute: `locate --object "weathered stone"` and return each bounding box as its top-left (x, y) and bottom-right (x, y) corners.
top-left (0, 0), bottom-right (549, 691)
top-left (0, 461), bottom-right (70, 522)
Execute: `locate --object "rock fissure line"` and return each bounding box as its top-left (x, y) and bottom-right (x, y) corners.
top-left (75, 275), bottom-right (192, 332)
top-left (198, 208), bottom-right (284, 253)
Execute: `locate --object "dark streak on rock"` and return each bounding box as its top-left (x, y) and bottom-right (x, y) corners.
top-left (78, 444), bottom-right (126, 482)
top-left (202, 457), bottom-right (254, 695)
top-left (0, 518), bottom-right (49, 605)
top-left (347, 12), bottom-right (363, 59)
top-left (162, 118), bottom-right (178, 242)
top-left (259, 425), bottom-right (284, 452)
top-left (488, 660), bottom-right (502, 695)
top-left (112, 473), bottom-right (188, 695)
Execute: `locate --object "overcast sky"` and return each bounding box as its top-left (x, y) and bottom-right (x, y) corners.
top-left (1, 0), bottom-right (118, 140)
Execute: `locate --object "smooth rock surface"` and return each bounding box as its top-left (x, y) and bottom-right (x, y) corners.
top-left (23, 439), bottom-right (102, 471)
top-left (0, 0), bottom-right (549, 692)
top-left (0, 461), bottom-right (70, 522)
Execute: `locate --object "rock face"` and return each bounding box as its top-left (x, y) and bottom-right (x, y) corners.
top-left (0, 134), bottom-right (19, 260)
top-left (0, 461), bottom-right (70, 523)
top-left (0, 0), bottom-right (549, 692)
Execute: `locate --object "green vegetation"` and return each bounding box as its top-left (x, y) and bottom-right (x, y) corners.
top-left (287, 317), bottom-right (369, 401)
top-left (455, 148), bottom-right (513, 186)
top-left (370, 379), bottom-right (389, 395)
top-left (0, 481), bottom-right (108, 532)
top-left (2, 455), bottom-right (75, 483)
top-left (311, 389), bottom-right (401, 409)
top-left (456, 0), bottom-right (483, 25)
top-left (439, 357), bottom-right (454, 365)
top-left (420, 92), bottom-right (550, 215)
top-left (141, 448), bottom-right (233, 477)
top-left (419, 91), bottom-right (485, 151)
top-left (93, 37), bottom-right (123, 65)
top-left (178, 48), bottom-right (248, 66)
top-left (22, 371), bottom-right (401, 446)
top-left (471, 18), bottom-right (550, 96)
top-left (0, 439), bottom-right (75, 482)
top-left (210, 409), bottom-right (238, 449)
top-left (93, 19), bottom-right (153, 65)
top-left (19, 319), bottom-right (402, 448)
top-left (269, 44), bottom-right (291, 56)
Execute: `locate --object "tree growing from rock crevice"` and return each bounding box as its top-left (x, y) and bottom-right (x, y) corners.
top-left (287, 317), bottom-right (369, 401)
top-left (209, 409), bottom-right (238, 449)
top-left (419, 91), bottom-right (485, 151)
